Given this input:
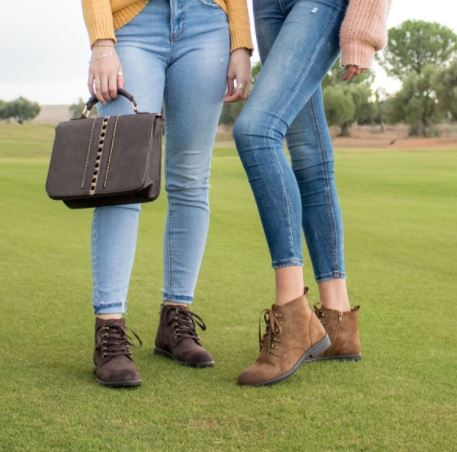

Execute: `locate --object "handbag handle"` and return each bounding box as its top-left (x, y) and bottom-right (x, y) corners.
top-left (81, 88), bottom-right (139, 118)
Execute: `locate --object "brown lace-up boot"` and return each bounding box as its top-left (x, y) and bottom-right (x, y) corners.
top-left (93, 318), bottom-right (142, 387)
top-left (154, 304), bottom-right (214, 367)
top-left (314, 305), bottom-right (362, 361)
top-left (237, 290), bottom-right (331, 386)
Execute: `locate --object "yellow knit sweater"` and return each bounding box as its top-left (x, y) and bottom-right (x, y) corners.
top-left (81, 0), bottom-right (253, 52)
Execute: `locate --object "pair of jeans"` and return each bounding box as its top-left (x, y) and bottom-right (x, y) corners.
top-left (233, 0), bottom-right (347, 281)
top-left (92, 0), bottom-right (230, 314)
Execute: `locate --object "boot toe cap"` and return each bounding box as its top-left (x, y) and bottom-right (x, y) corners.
top-left (237, 363), bottom-right (277, 386)
top-left (180, 348), bottom-right (215, 367)
top-left (97, 360), bottom-right (142, 386)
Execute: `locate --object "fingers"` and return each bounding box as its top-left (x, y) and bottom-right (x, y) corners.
top-left (88, 47), bottom-right (123, 104)
top-left (88, 72), bottom-right (95, 97)
top-left (224, 76), bottom-right (235, 101)
top-left (108, 74), bottom-right (118, 99)
top-left (343, 65), bottom-right (358, 81)
top-left (98, 74), bottom-right (110, 104)
top-left (93, 72), bottom-right (117, 104)
top-left (224, 80), bottom-right (249, 103)
top-left (117, 70), bottom-right (125, 90)
top-left (224, 48), bottom-right (252, 103)
top-left (343, 65), bottom-right (366, 81)
top-left (241, 78), bottom-right (251, 100)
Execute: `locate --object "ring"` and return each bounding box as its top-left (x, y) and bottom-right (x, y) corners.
top-left (236, 83), bottom-right (244, 91)
top-left (117, 71), bottom-right (124, 76)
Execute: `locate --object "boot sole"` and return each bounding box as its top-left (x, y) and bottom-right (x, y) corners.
top-left (154, 347), bottom-right (215, 368)
top-left (314, 353), bottom-right (362, 362)
top-left (93, 367), bottom-right (142, 388)
top-left (96, 378), bottom-right (142, 388)
top-left (240, 334), bottom-right (331, 387)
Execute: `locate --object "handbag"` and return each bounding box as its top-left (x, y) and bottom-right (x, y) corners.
top-left (45, 88), bottom-right (164, 208)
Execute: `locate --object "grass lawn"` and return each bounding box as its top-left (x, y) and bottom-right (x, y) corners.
top-left (1, 124), bottom-right (456, 451)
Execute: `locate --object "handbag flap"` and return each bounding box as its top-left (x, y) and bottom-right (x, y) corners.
top-left (46, 113), bottom-right (161, 199)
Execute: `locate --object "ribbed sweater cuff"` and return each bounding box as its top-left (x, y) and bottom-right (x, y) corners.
top-left (87, 17), bottom-right (116, 48)
top-left (340, 40), bottom-right (375, 69)
top-left (229, 24), bottom-right (254, 53)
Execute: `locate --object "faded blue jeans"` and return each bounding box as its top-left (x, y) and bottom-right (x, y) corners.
top-left (233, 0), bottom-right (347, 281)
top-left (92, 0), bottom-right (229, 314)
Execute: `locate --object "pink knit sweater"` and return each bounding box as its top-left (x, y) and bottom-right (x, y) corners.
top-left (340, 0), bottom-right (391, 69)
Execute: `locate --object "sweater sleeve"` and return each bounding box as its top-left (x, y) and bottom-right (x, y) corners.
top-left (339, 0), bottom-right (391, 69)
top-left (81, 0), bottom-right (116, 48)
top-left (226, 0), bottom-right (254, 52)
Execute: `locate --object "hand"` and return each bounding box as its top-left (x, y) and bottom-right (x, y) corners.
top-left (224, 48), bottom-right (252, 103)
top-left (342, 64), bottom-right (366, 81)
top-left (88, 39), bottom-right (124, 104)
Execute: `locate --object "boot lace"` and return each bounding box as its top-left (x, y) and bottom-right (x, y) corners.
top-left (97, 324), bottom-right (142, 359)
top-left (258, 308), bottom-right (283, 354)
top-left (166, 307), bottom-right (207, 344)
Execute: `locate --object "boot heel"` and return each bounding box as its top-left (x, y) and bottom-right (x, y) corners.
top-left (306, 334), bottom-right (331, 361)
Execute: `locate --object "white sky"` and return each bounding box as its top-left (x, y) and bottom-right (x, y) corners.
top-left (1, 0), bottom-right (456, 104)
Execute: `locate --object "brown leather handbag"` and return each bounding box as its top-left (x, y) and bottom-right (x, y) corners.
top-left (46, 88), bottom-right (164, 208)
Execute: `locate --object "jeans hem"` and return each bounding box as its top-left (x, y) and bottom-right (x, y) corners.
top-left (315, 272), bottom-right (346, 282)
top-left (93, 301), bottom-right (125, 315)
top-left (272, 259), bottom-right (304, 269)
top-left (162, 292), bottom-right (193, 303)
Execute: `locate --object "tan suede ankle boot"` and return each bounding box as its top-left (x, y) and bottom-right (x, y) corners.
top-left (237, 291), bottom-right (330, 386)
top-left (314, 305), bottom-right (362, 361)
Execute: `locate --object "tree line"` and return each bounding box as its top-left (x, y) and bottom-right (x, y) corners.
top-left (0, 98), bottom-right (40, 124)
top-left (222, 20), bottom-right (457, 137)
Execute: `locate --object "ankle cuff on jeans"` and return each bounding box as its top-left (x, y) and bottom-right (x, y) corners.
top-left (93, 301), bottom-right (125, 315)
top-left (272, 258), bottom-right (304, 269)
top-left (162, 292), bottom-right (193, 303)
top-left (315, 272), bottom-right (346, 282)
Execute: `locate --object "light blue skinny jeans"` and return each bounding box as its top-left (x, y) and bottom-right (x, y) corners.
top-left (233, 0), bottom-right (348, 281)
top-left (92, 0), bottom-right (229, 314)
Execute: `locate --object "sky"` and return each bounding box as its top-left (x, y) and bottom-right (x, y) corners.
top-left (1, 0), bottom-right (456, 105)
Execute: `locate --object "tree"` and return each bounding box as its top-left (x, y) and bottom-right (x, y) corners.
top-left (433, 59), bottom-right (457, 121)
top-left (0, 99), bottom-right (6, 121)
top-left (323, 85), bottom-right (356, 136)
top-left (385, 65), bottom-right (443, 136)
top-left (322, 59), bottom-right (378, 134)
top-left (377, 20), bottom-right (457, 79)
top-left (2, 97), bottom-right (40, 124)
top-left (349, 83), bottom-right (378, 126)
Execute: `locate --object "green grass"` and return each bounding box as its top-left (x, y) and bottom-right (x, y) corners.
top-left (1, 124), bottom-right (456, 451)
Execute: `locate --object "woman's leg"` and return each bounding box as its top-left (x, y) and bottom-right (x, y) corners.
top-left (161, 2), bottom-right (230, 304)
top-left (254, 0), bottom-right (349, 310)
top-left (287, 88), bottom-right (349, 311)
top-left (235, 0), bottom-right (350, 385)
top-left (92, 7), bottom-right (168, 317)
top-left (234, 0), bottom-right (346, 305)
top-left (152, 0), bottom-right (230, 367)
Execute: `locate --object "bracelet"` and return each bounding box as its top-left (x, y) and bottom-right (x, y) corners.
top-left (89, 51), bottom-right (115, 64)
